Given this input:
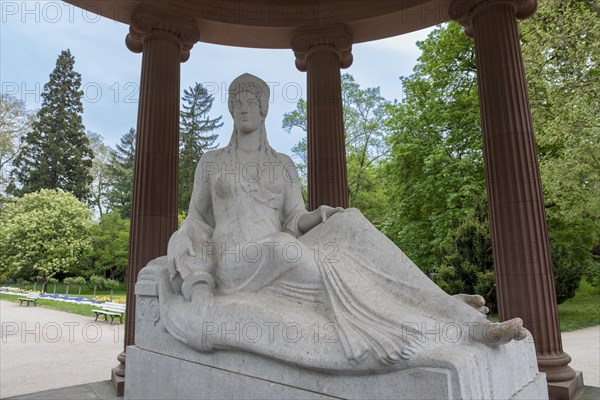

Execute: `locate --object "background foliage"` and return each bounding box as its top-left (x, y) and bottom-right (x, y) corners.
top-left (0, 189), bottom-right (93, 286)
top-left (283, 74), bottom-right (393, 228)
top-left (384, 0), bottom-right (599, 304)
top-left (9, 50), bottom-right (93, 201)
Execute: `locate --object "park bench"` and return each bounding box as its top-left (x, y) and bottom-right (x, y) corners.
top-left (19, 293), bottom-right (40, 306)
top-left (92, 302), bottom-right (126, 324)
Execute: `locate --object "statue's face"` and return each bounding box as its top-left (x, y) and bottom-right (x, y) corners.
top-left (232, 91), bottom-right (263, 134)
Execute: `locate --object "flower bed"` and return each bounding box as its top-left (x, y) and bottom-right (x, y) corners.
top-left (0, 287), bottom-right (125, 305)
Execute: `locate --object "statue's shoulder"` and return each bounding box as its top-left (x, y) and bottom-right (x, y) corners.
top-left (195, 149), bottom-right (226, 167)
top-left (194, 149), bottom-right (227, 178)
top-left (199, 148), bottom-right (225, 162)
top-left (275, 152), bottom-right (295, 166)
top-left (274, 152), bottom-right (300, 182)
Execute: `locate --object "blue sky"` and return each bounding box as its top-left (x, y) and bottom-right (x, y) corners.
top-left (1, 1), bottom-right (435, 155)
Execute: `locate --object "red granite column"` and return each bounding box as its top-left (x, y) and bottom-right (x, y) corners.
top-left (110, 8), bottom-right (199, 396)
top-left (292, 25), bottom-right (353, 210)
top-left (452, 1), bottom-right (582, 398)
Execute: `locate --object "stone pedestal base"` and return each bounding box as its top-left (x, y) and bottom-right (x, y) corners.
top-left (547, 371), bottom-right (584, 400)
top-left (110, 367), bottom-right (124, 396)
top-left (125, 345), bottom-right (548, 400)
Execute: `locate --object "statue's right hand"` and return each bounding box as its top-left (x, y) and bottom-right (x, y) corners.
top-left (176, 234), bottom-right (196, 267)
top-left (318, 205), bottom-right (345, 223)
top-left (182, 233), bottom-right (196, 258)
top-left (167, 228), bottom-right (196, 279)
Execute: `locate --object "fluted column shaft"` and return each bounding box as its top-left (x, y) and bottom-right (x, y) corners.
top-left (122, 8), bottom-right (199, 349)
top-left (124, 30), bottom-right (181, 348)
top-left (470, 0), bottom-right (577, 389)
top-left (111, 8), bottom-right (199, 396)
top-left (292, 25), bottom-right (353, 210)
top-left (306, 49), bottom-right (348, 210)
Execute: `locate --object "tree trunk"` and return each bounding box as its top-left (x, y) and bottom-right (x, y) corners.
top-left (93, 286), bottom-right (97, 296)
top-left (110, 288), bottom-right (114, 301)
top-left (53, 284), bottom-right (56, 294)
top-left (66, 286), bottom-right (69, 295)
top-left (78, 286), bottom-right (82, 295)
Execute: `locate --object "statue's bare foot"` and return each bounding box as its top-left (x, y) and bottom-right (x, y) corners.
top-left (453, 293), bottom-right (489, 316)
top-left (478, 318), bottom-right (527, 345)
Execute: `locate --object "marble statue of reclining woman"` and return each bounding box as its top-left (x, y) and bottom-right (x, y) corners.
top-left (158, 73), bottom-right (527, 372)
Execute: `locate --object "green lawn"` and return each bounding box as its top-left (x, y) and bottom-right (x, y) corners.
top-left (557, 280), bottom-right (600, 332)
top-left (0, 292), bottom-right (101, 318)
top-left (486, 280), bottom-right (599, 331)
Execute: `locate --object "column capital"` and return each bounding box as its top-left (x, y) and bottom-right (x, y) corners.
top-left (125, 6), bottom-right (200, 62)
top-left (291, 24), bottom-right (353, 72)
top-left (450, 0), bottom-right (537, 36)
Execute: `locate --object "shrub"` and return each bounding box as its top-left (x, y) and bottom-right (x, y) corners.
top-left (89, 275), bottom-right (105, 295)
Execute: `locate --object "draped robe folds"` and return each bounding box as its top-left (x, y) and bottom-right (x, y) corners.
top-left (163, 146), bottom-right (489, 370)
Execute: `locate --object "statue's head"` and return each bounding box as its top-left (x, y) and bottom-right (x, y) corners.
top-left (227, 73), bottom-right (270, 119)
top-left (226, 74), bottom-right (274, 153)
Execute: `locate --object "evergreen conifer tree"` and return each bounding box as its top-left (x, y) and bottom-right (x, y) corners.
top-left (179, 83), bottom-right (222, 213)
top-left (9, 49), bottom-right (93, 201)
top-left (108, 127), bottom-right (136, 219)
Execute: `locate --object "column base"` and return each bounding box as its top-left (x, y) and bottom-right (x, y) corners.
top-left (111, 367), bottom-right (125, 397)
top-left (547, 371), bottom-right (584, 400)
top-left (538, 352), bottom-right (577, 382)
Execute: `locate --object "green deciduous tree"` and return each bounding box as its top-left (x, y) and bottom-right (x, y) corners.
top-left (384, 22), bottom-right (483, 274)
top-left (385, 1), bottom-right (600, 302)
top-left (63, 277), bottom-right (75, 294)
top-left (83, 211), bottom-right (129, 280)
top-left (108, 128), bottom-right (135, 219)
top-left (0, 189), bottom-right (94, 290)
top-left (89, 274), bottom-right (104, 296)
top-left (343, 75), bottom-right (393, 227)
top-left (282, 99), bottom-right (309, 203)
top-left (74, 276), bottom-right (86, 295)
top-left (9, 50), bottom-right (93, 201)
top-left (283, 74), bottom-right (393, 227)
top-left (47, 277), bottom-right (58, 294)
top-left (88, 132), bottom-right (113, 216)
top-left (0, 94), bottom-right (33, 200)
top-left (520, 0), bottom-right (600, 294)
top-left (282, 98), bottom-right (308, 177)
top-left (179, 83), bottom-right (223, 214)
top-left (104, 278), bottom-right (120, 301)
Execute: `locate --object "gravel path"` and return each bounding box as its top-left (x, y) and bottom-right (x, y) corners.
top-left (562, 325), bottom-right (600, 387)
top-left (0, 300), bottom-right (123, 398)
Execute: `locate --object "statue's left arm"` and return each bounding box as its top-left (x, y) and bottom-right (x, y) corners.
top-left (279, 153), bottom-right (306, 237)
top-left (278, 153), bottom-right (343, 236)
